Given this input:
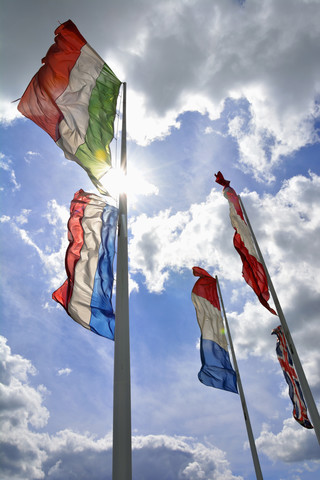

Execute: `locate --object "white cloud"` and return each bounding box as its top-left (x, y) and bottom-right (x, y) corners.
top-left (0, 336), bottom-right (243, 480)
top-left (57, 368), bottom-right (72, 377)
top-left (129, 172), bottom-right (320, 294)
top-left (0, 153), bottom-right (21, 191)
top-left (129, 190), bottom-right (236, 293)
top-left (129, 173), bottom-right (320, 387)
top-left (256, 418), bottom-right (319, 463)
top-left (1, 1), bottom-right (320, 181)
top-left (15, 209), bottom-right (31, 225)
top-left (24, 150), bottom-right (41, 164)
top-left (0, 336), bottom-right (49, 480)
top-left (5, 200), bottom-right (69, 290)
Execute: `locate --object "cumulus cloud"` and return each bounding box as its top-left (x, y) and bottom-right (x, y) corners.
top-left (0, 336), bottom-right (49, 480)
top-left (129, 173), bottom-right (320, 382)
top-left (129, 189), bottom-right (236, 293)
top-left (256, 418), bottom-right (319, 463)
top-left (0, 336), bottom-right (243, 480)
top-left (1, 0), bottom-right (320, 181)
top-left (129, 172), bottom-right (320, 294)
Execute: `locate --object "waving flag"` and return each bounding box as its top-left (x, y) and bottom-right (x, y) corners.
top-left (191, 267), bottom-right (238, 393)
top-left (18, 20), bottom-right (121, 195)
top-left (272, 326), bottom-right (313, 429)
top-left (215, 171), bottom-right (276, 315)
top-left (53, 189), bottom-right (118, 339)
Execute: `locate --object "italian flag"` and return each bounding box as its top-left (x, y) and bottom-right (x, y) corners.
top-left (18, 20), bottom-right (121, 194)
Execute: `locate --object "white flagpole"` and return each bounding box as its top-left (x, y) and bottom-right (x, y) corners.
top-left (238, 195), bottom-right (320, 445)
top-left (215, 276), bottom-right (264, 480)
top-left (112, 83), bottom-right (132, 480)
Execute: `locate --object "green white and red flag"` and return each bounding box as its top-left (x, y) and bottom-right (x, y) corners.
top-left (18, 20), bottom-right (121, 195)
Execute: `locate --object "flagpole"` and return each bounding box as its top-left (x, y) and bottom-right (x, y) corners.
top-left (238, 195), bottom-right (320, 445)
top-left (215, 276), bottom-right (264, 480)
top-left (113, 82), bottom-right (132, 480)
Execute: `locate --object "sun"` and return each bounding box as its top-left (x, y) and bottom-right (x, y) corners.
top-left (100, 166), bottom-right (159, 201)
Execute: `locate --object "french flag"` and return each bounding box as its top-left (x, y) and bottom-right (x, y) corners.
top-left (191, 267), bottom-right (238, 393)
top-left (215, 171), bottom-right (276, 315)
top-left (53, 189), bottom-right (118, 339)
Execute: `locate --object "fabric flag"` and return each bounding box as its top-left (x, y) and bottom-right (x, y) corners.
top-left (191, 267), bottom-right (238, 393)
top-left (52, 189), bottom-right (118, 339)
top-left (18, 20), bottom-right (121, 195)
top-left (272, 325), bottom-right (313, 429)
top-left (215, 171), bottom-right (276, 315)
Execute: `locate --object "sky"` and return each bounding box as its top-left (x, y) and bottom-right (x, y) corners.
top-left (1, 0), bottom-right (320, 479)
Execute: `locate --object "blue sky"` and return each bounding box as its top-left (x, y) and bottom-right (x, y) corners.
top-left (1, 1), bottom-right (320, 479)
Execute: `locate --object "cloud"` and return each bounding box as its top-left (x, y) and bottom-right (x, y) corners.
top-left (129, 172), bottom-right (320, 293)
top-left (6, 200), bottom-right (70, 290)
top-left (129, 173), bottom-right (320, 385)
top-left (0, 336), bottom-right (49, 480)
top-left (2, 336), bottom-right (319, 479)
top-left (1, 0), bottom-right (320, 181)
top-left (15, 209), bottom-right (32, 225)
top-left (0, 153), bottom-right (21, 191)
top-left (0, 335), bottom-right (243, 480)
top-left (120, 0), bottom-right (320, 179)
top-left (57, 368), bottom-right (72, 377)
top-left (129, 189), bottom-right (236, 293)
top-left (256, 418), bottom-right (319, 463)
top-left (24, 150), bottom-right (41, 164)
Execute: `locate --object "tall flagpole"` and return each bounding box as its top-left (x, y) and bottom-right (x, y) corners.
top-left (216, 276), bottom-right (264, 480)
top-left (113, 83), bottom-right (132, 480)
top-left (238, 195), bottom-right (320, 445)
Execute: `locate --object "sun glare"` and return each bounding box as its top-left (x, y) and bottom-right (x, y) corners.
top-left (100, 166), bottom-right (159, 202)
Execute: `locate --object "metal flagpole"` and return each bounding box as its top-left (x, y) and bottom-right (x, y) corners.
top-left (112, 83), bottom-right (132, 480)
top-left (238, 195), bottom-right (320, 445)
top-left (215, 276), bottom-right (264, 480)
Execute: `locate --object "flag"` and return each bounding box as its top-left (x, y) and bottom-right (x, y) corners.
top-left (191, 267), bottom-right (238, 393)
top-left (52, 189), bottom-right (118, 339)
top-left (18, 20), bottom-right (121, 195)
top-left (272, 325), bottom-right (313, 429)
top-left (215, 171), bottom-right (276, 315)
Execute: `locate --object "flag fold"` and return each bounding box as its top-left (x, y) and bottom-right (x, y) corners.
top-left (215, 171), bottom-right (276, 315)
top-left (18, 20), bottom-right (121, 195)
top-left (272, 326), bottom-right (313, 429)
top-left (191, 267), bottom-right (238, 393)
top-left (52, 189), bottom-right (118, 339)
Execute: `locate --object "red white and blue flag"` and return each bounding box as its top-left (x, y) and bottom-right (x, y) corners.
top-left (191, 267), bottom-right (238, 393)
top-left (215, 171), bottom-right (276, 315)
top-left (272, 325), bottom-right (313, 429)
top-left (52, 189), bottom-right (118, 339)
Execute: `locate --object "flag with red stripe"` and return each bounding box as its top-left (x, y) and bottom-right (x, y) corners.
top-left (215, 171), bottom-right (276, 315)
top-left (52, 189), bottom-right (118, 339)
top-left (272, 326), bottom-right (313, 429)
top-left (191, 267), bottom-right (238, 393)
top-left (18, 20), bottom-right (121, 195)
